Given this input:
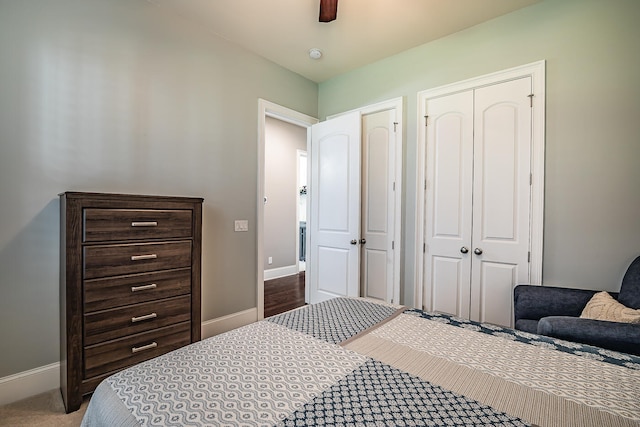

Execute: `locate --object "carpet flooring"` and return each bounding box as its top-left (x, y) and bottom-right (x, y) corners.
top-left (0, 389), bottom-right (88, 427)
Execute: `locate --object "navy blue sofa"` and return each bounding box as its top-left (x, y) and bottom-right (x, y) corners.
top-left (514, 256), bottom-right (640, 356)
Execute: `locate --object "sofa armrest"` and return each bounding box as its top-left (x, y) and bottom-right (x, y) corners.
top-left (513, 285), bottom-right (616, 322)
top-left (537, 316), bottom-right (640, 356)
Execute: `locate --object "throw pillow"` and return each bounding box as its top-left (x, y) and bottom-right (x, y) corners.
top-left (580, 291), bottom-right (640, 323)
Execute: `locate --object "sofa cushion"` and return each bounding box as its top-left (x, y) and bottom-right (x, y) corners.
top-left (537, 316), bottom-right (640, 355)
top-left (580, 291), bottom-right (640, 323)
top-left (514, 318), bottom-right (539, 334)
top-left (618, 256), bottom-right (640, 309)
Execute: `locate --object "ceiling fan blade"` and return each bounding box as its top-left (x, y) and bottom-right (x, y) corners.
top-left (319, 0), bottom-right (338, 22)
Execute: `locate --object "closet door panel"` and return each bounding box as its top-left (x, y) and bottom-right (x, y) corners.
top-left (423, 91), bottom-right (474, 317)
top-left (361, 110), bottom-right (395, 302)
top-left (470, 77), bottom-right (532, 325)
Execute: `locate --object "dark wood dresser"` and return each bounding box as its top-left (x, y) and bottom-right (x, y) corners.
top-left (59, 192), bottom-right (203, 413)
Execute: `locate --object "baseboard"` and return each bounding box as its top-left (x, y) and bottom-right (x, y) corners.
top-left (0, 362), bottom-right (60, 406)
top-left (0, 308), bottom-right (259, 406)
top-left (201, 307), bottom-right (258, 339)
top-left (264, 265), bottom-right (298, 280)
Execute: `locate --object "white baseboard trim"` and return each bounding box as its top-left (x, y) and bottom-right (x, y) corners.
top-left (264, 265), bottom-right (298, 280)
top-left (0, 308), bottom-right (260, 406)
top-left (201, 307), bottom-right (258, 339)
top-left (0, 362), bottom-right (60, 406)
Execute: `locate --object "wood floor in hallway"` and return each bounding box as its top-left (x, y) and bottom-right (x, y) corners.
top-left (264, 272), bottom-right (306, 318)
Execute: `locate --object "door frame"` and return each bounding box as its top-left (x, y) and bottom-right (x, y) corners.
top-left (257, 99), bottom-right (318, 320)
top-left (414, 61), bottom-right (546, 310)
top-left (327, 97), bottom-right (404, 304)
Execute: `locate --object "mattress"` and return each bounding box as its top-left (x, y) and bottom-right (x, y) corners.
top-left (81, 297), bottom-right (640, 427)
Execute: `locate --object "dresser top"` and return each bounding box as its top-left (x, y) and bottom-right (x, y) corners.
top-left (59, 191), bottom-right (203, 204)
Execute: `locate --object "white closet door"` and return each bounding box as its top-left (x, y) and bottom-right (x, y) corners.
top-left (361, 109), bottom-right (396, 302)
top-left (470, 77), bottom-right (532, 326)
top-left (423, 91), bottom-right (474, 317)
top-left (308, 112), bottom-right (361, 304)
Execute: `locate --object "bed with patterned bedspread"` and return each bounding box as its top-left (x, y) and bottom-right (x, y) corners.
top-left (81, 297), bottom-right (640, 427)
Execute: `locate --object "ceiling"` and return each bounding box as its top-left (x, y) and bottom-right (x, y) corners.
top-left (147, 0), bottom-right (540, 83)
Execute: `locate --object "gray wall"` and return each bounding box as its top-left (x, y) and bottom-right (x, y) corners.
top-left (0, 0), bottom-right (317, 378)
top-left (264, 117), bottom-right (307, 270)
top-left (318, 0), bottom-right (640, 306)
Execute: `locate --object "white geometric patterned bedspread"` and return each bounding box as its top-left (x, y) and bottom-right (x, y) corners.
top-left (80, 298), bottom-right (640, 427)
top-left (103, 321), bottom-right (368, 426)
top-left (371, 312), bottom-right (640, 421)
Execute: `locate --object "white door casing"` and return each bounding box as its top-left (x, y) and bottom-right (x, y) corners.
top-left (257, 99), bottom-right (318, 321)
top-left (417, 61), bottom-right (545, 327)
top-left (361, 109), bottom-right (396, 302)
top-left (308, 112), bottom-right (361, 304)
top-left (415, 62), bottom-right (545, 317)
top-left (325, 97), bottom-right (403, 304)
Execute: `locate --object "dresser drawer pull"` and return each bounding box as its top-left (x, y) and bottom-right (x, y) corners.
top-left (130, 254), bottom-right (158, 261)
top-left (131, 283), bottom-right (157, 292)
top-left (131, 342), bottom-right (158, 354)
top-left (131, 221), bottom-right (158, 227)
top-left (131, 312), bottom-right (158, 323)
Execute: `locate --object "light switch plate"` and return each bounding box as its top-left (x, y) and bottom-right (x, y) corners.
top-left (234, 220), bottom-right (249, 232)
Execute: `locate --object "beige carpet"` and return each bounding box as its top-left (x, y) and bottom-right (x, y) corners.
top-left (0, 389), bottom-right (88, 427)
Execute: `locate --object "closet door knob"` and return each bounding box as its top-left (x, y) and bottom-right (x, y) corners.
top-left (359, 238), bottom-right (367, 245)
top-left (474, 248), bottom-right (483, 255)
top-left (460, 247), bottom-right (469, 254)
top-left (350, 239), bottom-right (358, 245)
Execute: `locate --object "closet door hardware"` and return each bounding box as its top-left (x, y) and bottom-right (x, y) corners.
top-left (460, 247), bottom-right (469, 254)
top-left (359, 238), bottom-right (367, 245)
top-left (350, 239), bottom-right (358, 245)
top-left (474, 248), bottom-right (483, 255)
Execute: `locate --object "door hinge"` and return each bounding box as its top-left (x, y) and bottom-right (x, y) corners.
top-left (424, 180), bottom-right (428, 190)
top-left (424, 115), bottom-right (429, 127)
top-left (393, 122), bottom-right (398, 132)
top-left (528, 94), bottom-right (534, 107)
top-left (528, 251), bottom-right (531, 263)
top-left (392, 241), bottom-right (395, 250)
top-left (423, 243), bottom-right (426, 253)
top-left (393, 182), bottom-right (396, 191)
top-left (530, 173), bottom-right (533, 186)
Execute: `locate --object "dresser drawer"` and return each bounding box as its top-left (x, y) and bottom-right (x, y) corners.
top-left (84, 295), bottom-right (191, 346)
top-left (84, 269), bottom-right (191, 312)
top-left (84, 322), bottom-right (191, 379)
top-left (84, 241), bottom-right (191, 279)
top-left (83, 209), bottom-right (192, 242)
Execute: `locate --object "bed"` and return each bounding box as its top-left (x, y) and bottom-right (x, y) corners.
top-left (81, 297), bottom-right (640, 427)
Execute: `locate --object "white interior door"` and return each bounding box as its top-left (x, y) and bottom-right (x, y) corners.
top-left (470, 77), bottom-right (532, 326)
top-left (423, 91), bottom-right (474, 317)
top-left (361, 109), bottom-right (396, 302)
top-left (308, 112), bottom-right (361, 304)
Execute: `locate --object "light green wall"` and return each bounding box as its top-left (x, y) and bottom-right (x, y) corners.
top-left (318, 0), bottom-right (640, 306)
top-left (0, 0), bottom-right (317, 377)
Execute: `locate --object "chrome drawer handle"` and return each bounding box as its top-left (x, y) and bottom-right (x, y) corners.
top-left (131, 283), bottom-right (157, 292)
top-left (131, 254), bottom-right (157, 261)
top-left (131, 221), bottom-right (158, 227)
top-left (131, 342), bottom-right (158, 354)
top-left (131, 312), bottom-right (157, 323)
